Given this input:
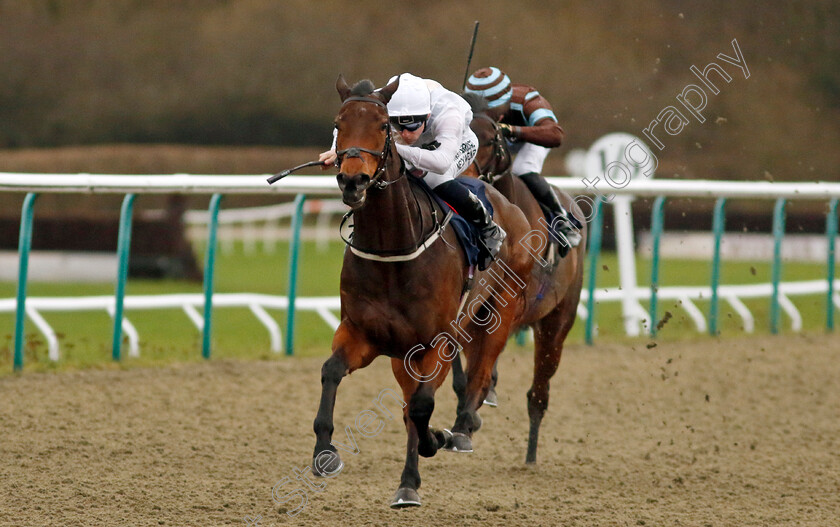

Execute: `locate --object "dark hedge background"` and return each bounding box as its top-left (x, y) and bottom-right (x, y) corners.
top-left (1, 0), bottom-right (838, 181)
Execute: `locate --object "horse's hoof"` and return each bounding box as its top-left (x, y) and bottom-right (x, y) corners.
top-left (483, 388), bottom-right (498, 407)
top-left (441, 431), bottom-right (473, 453)
top-left (312, 450), bottom-right (343, 477)
top-left (390, 487), bottom-right (421, 508)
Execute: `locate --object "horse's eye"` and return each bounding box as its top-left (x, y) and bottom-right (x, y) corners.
top-left (381, 123), bottom-right (388, 130)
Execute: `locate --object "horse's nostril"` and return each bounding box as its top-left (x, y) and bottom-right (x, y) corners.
top-left (337, 173), bottom-right (372, 191)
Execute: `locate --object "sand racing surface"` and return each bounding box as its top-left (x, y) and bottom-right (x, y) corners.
top-left (1, 333), bottom-right (839, 526)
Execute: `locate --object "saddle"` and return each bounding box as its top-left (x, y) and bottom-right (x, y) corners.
top-left (411, 176), bottom-right (493, 270)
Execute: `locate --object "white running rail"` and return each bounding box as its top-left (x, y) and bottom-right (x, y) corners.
top-left (1, 280), bottom-right (836, 361)
top-left (0, 294), bottom-right (341, 360)
top-left (1, 173), bottom-right (838, 360)
top-left (183, 199), bottom-right (348, 253)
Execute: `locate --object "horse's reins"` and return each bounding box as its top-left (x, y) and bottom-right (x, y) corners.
top-left (335, 96), bottom-right (403, 191)
top-left (470, 113), bottom-right (561, 270)
top-left (335, 95), bottom-right (472, 318)
top-left (339, 177), bottom-right (452, 261)
top-left (270, 90), bottom-right (474, 321)
top-left (471, 113), bottom-right (511, 184)
top-left (336, 94), bottom-right (449, 262)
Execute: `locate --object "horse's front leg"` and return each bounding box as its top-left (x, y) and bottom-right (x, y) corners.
top-left (312, 323), bottom-right (377, 477)
top-left (389, 351), bottom-right (451, 508)
top-left (311, 353), bottom-right (347, 476)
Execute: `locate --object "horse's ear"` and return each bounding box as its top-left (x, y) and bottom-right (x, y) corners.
top-left (377, 76), bottom-right (400, 104)
top-left (336, 74), bottom-right (351, 102)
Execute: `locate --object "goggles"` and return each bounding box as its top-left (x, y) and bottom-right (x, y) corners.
top-left (390, 115), bottom-right (427, 132)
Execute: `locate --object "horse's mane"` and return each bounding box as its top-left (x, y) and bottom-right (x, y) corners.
top-left (351, 79), bottom-right (376, 97)
top-left (461, 92), bottom-right (489, 115)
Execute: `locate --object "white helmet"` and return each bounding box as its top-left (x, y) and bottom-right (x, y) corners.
top-left (386, 73), bottom-right (431, 121)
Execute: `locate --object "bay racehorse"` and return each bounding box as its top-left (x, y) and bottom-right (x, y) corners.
top-left (310, 75), bottom-right (536, 508)
top-left (451, 92), bottom-right (588, 464)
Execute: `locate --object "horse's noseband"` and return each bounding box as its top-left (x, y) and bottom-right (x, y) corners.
top-left (337, 146), bottom-right (382, 159)
top-left (335, 95), bottom-right (403, 191)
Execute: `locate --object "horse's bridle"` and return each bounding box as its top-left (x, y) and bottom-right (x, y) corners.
top-left (336, 94), bottom-right (447, 259)
top-left (471, 113), bottom-right (511, 183)
top-left (335, 96), bottom-right (403, 191)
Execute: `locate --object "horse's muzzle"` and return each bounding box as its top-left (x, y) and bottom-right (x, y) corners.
top-left (337, 172), bottom-right (371, 209)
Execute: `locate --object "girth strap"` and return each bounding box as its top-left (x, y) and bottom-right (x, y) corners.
top-left (347, 209), bottom-right (453, 262)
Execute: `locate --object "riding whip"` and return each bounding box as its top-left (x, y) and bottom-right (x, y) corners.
top-left (266, 160), bottom-right (328, 185)
top-left (461, 21), bottom-right (480, 91)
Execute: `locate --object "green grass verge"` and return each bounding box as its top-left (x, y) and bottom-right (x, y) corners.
top-left (587, 250), bottom-right (835, 341)
top-left (0, 241), bottom-right (835, 374)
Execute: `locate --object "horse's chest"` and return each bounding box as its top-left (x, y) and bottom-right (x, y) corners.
top-left (343, 289), bottom-right (447, 358)
top-left (339, 245), bottom-right (462, 356)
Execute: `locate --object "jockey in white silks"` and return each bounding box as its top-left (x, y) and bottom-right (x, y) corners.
top-left (321, 72), bottom-right (506, 265)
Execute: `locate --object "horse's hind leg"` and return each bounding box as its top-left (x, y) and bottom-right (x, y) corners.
top-left (450, 350), bottom-right (467, 416)
top-left (448, 326), bottom-right (509, 452)
top-left (312, 323), bottom-right (377, 476)
top-left (484, 359), bottom-right (499, 407)
top-left (450, 349), bottom-right (490, 432)
top-left (526, 294), bottom-right (578, 464)
top-left (455, 351), bottom-right (499, 410)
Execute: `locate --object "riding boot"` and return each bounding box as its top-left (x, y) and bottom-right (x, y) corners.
top-left (519, 172), bottom-right (582, 254)
top-left (435, 180), bottom-right (506, 269)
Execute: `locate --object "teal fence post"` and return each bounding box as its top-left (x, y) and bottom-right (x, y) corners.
top-left (112, 193), bottom-right (136, 361)
top-left (770, 198), bottom-right (787, 334)
top-left (585, 197), bottom-right (604, 345)
top-left (13, 193), bottom-right (38, 372)
top-left (285, 194), bottom-right (307, 356)
top-left (827, 199), bottom-right (838, 332)
top-left (649, 196), bottom-right (665, 337)
top-left (202, 193), bottom-right (223, 359)
top-left (708, 198), bottom-right (727, 336)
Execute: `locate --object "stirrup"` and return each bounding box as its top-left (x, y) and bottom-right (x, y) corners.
top-left (557, 216), bottom-right (582, 248)
top-left (549, 213), bottom-right (581, 258)
top-left (478, 223), bottom-right (506, 270)
top-left (546, 187), bottom-right (583, 248)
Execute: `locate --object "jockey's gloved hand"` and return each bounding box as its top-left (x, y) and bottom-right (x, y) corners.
top-left (420, 140), bottom-right (440, 151)
top-left (499, 123), bottom-right (516, 137)
top-left (498, 123), bottom-right (516, 138)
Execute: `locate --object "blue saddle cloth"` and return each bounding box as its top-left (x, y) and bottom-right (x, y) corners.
top-left (411, 176), bottom-right (492, 268)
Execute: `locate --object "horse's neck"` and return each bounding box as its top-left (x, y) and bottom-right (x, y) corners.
top-left (352, 164), bottom-right (428, 252)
